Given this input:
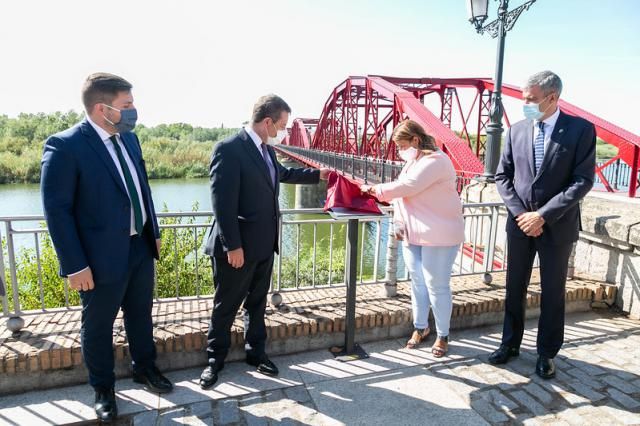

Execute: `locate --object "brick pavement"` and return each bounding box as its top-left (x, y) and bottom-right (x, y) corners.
top-left (0, 271), bottom-right (616, 395)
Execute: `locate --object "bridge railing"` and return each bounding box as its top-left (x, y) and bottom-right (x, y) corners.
top-left (277, 145), bottom-right (475, 193)
top-left (1, 203), bottom-right (512, 329)
top-left (594, 159), bottom-right (638, 191)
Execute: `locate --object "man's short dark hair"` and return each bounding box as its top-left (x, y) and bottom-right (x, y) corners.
top-left (82, 73), bottom-right (132, 112)
top-left (252, 94), bottom-right (291, 124)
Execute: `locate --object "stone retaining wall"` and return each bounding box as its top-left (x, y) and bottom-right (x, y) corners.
top-left (576, 195), bottom-right (640, 319)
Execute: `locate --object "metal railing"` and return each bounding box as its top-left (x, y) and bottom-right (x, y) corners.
top-left (595, 159), bottom-right (637, 191)
top-left (1, 203), bottom-right (511, 325)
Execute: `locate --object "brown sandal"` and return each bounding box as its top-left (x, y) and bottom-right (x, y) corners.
top-left (406, 328), bottom-right (430, 349)
top-left (431, 336), bottom-right (448, 358)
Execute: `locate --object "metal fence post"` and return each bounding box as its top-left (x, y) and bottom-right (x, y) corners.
top-left (0, 224), bottom-right (9, 314)
top-left (331, 218), bottom-right (368, 361)
top-left (4, 221), bottom-right (25, 335)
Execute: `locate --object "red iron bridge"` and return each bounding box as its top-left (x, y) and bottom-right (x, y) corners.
top-left (276, 75), bottom-right (640, 198)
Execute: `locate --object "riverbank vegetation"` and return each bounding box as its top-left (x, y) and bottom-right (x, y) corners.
top-left (0, 112), bottom-right (237, 184)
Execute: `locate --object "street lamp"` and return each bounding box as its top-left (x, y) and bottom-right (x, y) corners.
top-left (466, 0), bottom-right (537, 181)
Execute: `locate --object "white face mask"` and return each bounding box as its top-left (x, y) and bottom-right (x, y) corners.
top-left (269, 121), bottom-right (288, 144)
top-left (398, 146), bottom-right (418, 162)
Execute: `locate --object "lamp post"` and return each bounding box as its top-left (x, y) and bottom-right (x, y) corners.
top-left (466, 0), bottom-right (537, 181)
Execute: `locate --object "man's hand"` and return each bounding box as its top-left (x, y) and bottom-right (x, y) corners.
top-left (68, 268), bottom-right (95, 292)
top-left (227, 247), bottom-right (245, 269)
top-left (319, 168), bottom-right (331, 180)
top-left (516, 212), bottom-right (545, 236)
top-left (156, 239), bottom-right (162, 254)
top-left (527, 227), bottom-right (544, 238)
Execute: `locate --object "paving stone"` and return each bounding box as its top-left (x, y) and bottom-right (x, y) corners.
top-left (470, 396), bottom-right (509, 423)
top-left (215, 398), bottom-right (241, 425)
top-left (556, 407), bottom-right (596, 426)
top-left (564, 368), bottom-right (605, 391)
top-left (523, 382), bottom-right (554, 405)
top-left (565, 380), bottom-right (606, 402)
top-left (565, 359), bottom-right (607, 376)
top-left (510, 390), bottom-right (547, 416)
top-left (132, 410), bottom-right (159, 426)
top-left (283, 385), bottom-right (312, 403)
top-left (606, 388), bottom-right (640, 409)
top-left (601, 374), bottom-right (640, 394)
top-left (600, 403), bottom-right (640, 425)
top-left (479, 388), bottom-right (519, 412)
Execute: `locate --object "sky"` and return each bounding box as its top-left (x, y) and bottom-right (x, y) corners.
top-left (0, 0), bottom-right (638, 134)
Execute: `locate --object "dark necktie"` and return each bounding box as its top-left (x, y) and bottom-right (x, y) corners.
top-left (109, 135), bottom-right (144, 234)
top-left (261, 143), bottom-right (276, 187)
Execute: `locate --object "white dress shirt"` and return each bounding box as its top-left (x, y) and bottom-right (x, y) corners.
top-left (533, 106), bottom-right (561, 152)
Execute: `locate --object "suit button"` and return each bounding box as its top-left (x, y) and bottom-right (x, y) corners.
top-left (272, 216), bottom-right (277, 220)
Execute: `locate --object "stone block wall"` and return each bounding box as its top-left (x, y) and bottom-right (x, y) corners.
top-left (575, 195), bottom-right (640, 319)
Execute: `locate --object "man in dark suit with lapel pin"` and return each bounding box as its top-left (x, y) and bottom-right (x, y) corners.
top-left (41, 73), bottom-right (173, 422)
top-left (489, 71), bottom-right (596, 379)
top-left (200, 94), bottom-right (329, 389)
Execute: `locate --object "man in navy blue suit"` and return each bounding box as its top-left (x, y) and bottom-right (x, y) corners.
top-left (199, 95), bottom-right (329, 389)
top-left (490, 71), bottom-right (596, 379)
top-left (41, 73), bottom-right (172, 422)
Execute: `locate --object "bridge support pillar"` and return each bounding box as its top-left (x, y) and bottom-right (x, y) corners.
top-left (294, 180), bottom-right (327, 209)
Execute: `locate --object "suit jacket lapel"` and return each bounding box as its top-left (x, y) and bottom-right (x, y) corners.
top-left (534, 111), bottom-right (568, 182)
top-left (80, 120), bottom-right (128, 196)
top-left (240, 129), bottom-right (276, 193)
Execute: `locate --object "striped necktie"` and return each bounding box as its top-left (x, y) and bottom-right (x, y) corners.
top-left (534, 121), bottom-right (545, 174)
top-left (109, 135), bottom-right (144, 234)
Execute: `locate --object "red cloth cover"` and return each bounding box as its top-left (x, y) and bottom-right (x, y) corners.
top-left (323, 172), bottom-right (382, 214)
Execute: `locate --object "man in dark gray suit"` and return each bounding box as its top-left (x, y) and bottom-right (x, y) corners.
top-left (199, 94), bottom-right (329, 389)
top-left (489, 71), bottom-right (596, 379)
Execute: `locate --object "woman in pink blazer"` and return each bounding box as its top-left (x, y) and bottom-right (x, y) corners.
top-left (362, 120), bottom-right (464, 357)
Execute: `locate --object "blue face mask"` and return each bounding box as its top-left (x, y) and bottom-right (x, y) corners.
top-left (522, 96), bottom-right (551, 121)
top-left (103, 104), bottom-right (138, 133)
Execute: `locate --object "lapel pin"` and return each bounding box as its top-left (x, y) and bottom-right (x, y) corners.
top-left (559, 129), bottom-right (564, 133)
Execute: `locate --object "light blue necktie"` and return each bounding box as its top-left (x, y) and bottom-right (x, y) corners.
top-left (534, 121), bottom-right (545, 174)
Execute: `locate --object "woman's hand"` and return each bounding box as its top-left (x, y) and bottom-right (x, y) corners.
top-left (393, 222), bottom-right (405, 241)
top-left (360, 184), bottom-right (374, 195)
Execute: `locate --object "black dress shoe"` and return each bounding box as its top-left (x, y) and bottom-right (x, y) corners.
top-left (246, 353), bottom-right (279, 376)
top-left (94, 387), bottom-right (117, 423)
top-left (536, 356), bottom-right (556, 379)
top-left (199, 362), bottom-right (225, 389)
top-left (133, 365), bottom-right (173, 394)
top-left (488, 344), bottom-right (520, 365)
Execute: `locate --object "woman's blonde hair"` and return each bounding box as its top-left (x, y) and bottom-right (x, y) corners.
top-left (392, 119), bottom-right (438, 152)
